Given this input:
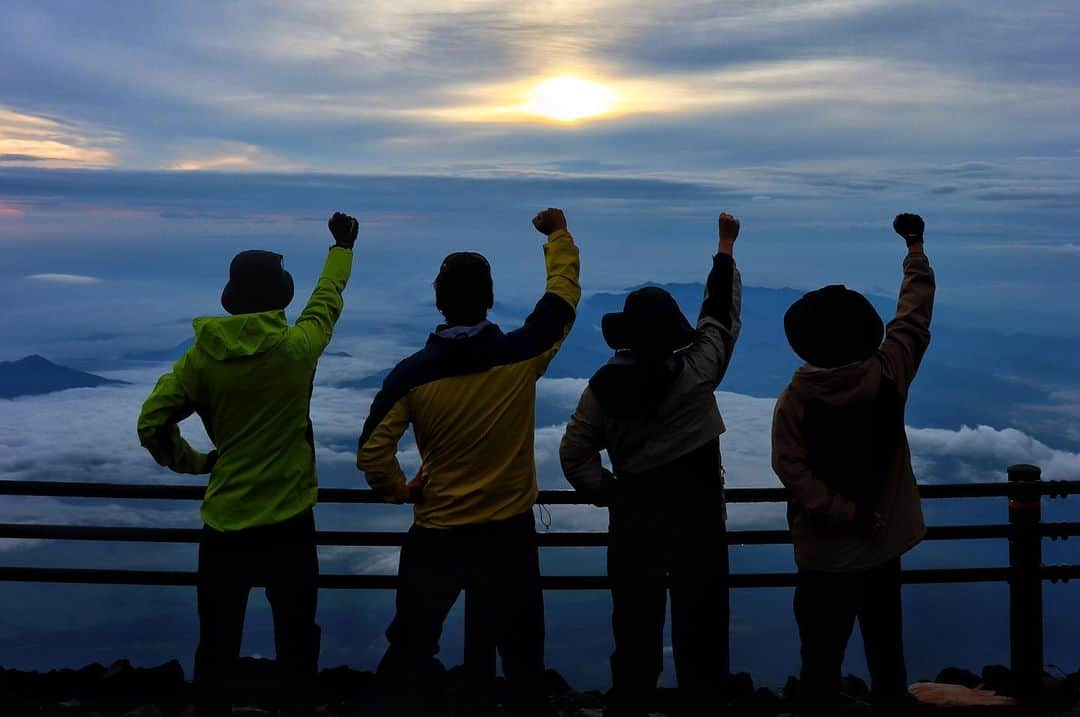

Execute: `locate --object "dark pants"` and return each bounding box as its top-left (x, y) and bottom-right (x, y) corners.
top-left (794, 557), bottom-right (907, 714)
top-left (194, 508), bottom-right (321, 716)
top-left (606, 445), bottom-right (730, 717)
top-left (377, 511), bottom-right (546, 716)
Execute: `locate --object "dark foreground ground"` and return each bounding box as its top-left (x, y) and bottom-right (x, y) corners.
top-left (1, 658), bottom-right (1079, 716)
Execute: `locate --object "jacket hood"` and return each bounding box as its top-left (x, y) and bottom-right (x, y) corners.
top-left (193, 312), bottom-right (289, 360)
top-left (790, 358), bottom-right (880, 407)
top-left (589, 353), bottom-right (683, 419)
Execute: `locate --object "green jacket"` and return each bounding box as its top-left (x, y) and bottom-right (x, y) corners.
top-left (138, 247), bottom-right (353, 531)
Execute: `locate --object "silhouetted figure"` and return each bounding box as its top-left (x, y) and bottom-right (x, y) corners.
top-left (560, 213), bottom-right (743, 717)
top-left (138, 213), bottom-right (358, 717)
top-left (356, 208), bottom-right (581, 717)
top-left (772, 213), bottom-right (935, 716)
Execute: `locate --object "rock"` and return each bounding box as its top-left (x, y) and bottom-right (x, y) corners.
top-left (754, 686), bottom-right (785, 715)
top-left (935, 666), bottom-right (982, 688)
top-left (122, 705), bottom-right (164, 717)
top-left (98, 659), bottom-right (185, 699)
top-left (781, 675), bottom-right (799, 703)
top-left (728, 671), bottom-right (755, 698)
top-left (841, 674), bottom-right (870, 699)
top-left (104, 659), bottom-right (134, 680)
top-left (1042, 672), bottom-right (1080, 710)
top-left (909, 682), bottom-right (1016, 707)
top-left (544, 668), bottom-right (572, 696)
top-left (318, 665), bottom-right (375, 696)
top-left (77, 663), bottom-right (107, 691)
top-left (980, 664), bottom-right (1015, 695)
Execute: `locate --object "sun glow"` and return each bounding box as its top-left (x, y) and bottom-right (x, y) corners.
top-left (523, 76), bottom-right (618, 122)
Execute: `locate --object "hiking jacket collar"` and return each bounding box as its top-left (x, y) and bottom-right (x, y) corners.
top-left (192, 311), bottom-right (289, 361)
top-left (790, 358), bottom-right (882, 407)
top-left (431, 319), bottom-right (497, 342)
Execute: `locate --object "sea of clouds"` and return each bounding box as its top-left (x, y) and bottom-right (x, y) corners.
top-left (1, 354), bottom-right (1079, 683)
top-left (3, 360), bottom-right (1079, 551)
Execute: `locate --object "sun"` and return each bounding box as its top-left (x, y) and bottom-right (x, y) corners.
top-left (523, 76), bottom-right (619, 122)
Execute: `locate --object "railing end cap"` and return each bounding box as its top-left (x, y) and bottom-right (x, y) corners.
top-left (1007, 464), bottom-right (1042, 481)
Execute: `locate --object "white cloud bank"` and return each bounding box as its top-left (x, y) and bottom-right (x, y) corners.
top-left (2, 373), bottom-right (1078, 555)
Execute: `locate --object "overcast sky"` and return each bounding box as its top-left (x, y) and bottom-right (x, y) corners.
top-left (1, 3), bottom-right (1079, 677)
top-left (1, 1), bottom-right (1078, 348)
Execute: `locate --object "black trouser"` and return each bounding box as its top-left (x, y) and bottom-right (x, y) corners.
top-left (607, 445), bottom-right (730, 717)
top-left (194, 508), bottom-right (320, 716)
top-left (377, 510), bottom-right (546, 716)
top-left (794, 557), bottom-right (907, 714)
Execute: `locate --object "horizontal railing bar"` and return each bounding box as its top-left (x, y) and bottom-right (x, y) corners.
top-left (1043, 565), bottom-right (1080, 582)
top-left (1, 565), bottom-right (1074, 589)
top-left (0, 565), bottom-right (1045, 587)
top-left (1, 481), bottom-right (1077, 504)
top-left (2, 523), bottom-right (1076, 546)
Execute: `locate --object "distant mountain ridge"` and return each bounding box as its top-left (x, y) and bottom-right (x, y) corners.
top-left (103, 281), bottom-right (1080, 449)
top-left (0, 355), bottom-right (127, 399)
top-left (550, 282), bottom-right (1080, 441)
top-left (336, 281), bottom-right (1080, 449)
top-left (121, 339), bottom-right (194, 362)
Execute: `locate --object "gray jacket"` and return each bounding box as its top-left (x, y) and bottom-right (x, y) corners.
top-left (560, 253), bottom-right (742, 495)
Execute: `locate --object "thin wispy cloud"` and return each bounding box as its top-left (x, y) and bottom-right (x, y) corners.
top-left (0, 108), bottom-right (115, 168)
top-left (0, 1), bottom-right (1076, 174)
top-left (25, 273), bottom-right (104, 285)
top-left (967, 243), bottom-right (1080, 256)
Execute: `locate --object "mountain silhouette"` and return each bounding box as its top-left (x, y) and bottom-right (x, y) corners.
top-left (338, 281), bottom-right (1079, 446)
top-left (0, 355), bottom-right (128, 399)
top-left (121, 339), bottom-right (194, 362)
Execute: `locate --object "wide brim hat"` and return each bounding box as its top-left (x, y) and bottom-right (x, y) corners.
top-left (784, 285), bottom-right (884, 368)
top-left (602, 286), bottom-right (696, 355)
top-left (221, 250), bottom-right (295, 315)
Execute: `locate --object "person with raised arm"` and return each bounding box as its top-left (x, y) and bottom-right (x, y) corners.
top-left (138, 212), bottom-right (358, 717)
top-left (559, 213), bottom-right (743, 717)
top-left (772, 213), bottom-right (935, 716)
top-left (356, 208), bottom-right (581, 717)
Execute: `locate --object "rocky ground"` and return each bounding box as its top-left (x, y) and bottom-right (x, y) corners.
top-left (1, 658), bottom-right (1079, 716)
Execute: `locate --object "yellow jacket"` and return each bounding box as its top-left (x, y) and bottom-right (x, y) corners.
top-left (356, 231), bottom-right (581, 527)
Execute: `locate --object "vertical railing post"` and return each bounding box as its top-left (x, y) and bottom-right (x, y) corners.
top-left (1007, 463), bottom-right (1043, 700)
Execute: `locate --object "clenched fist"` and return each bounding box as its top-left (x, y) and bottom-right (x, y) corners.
top-left (532, 208), bottom-right (568, 236)
top-left (328, 212), bottom-right (359, 248)
top-left (718, 212), bottom-right (740, 242)
top-left (893, 213), bottom-right (924, 245)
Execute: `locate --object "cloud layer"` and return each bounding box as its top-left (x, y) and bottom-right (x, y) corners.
top-left (2, 360), bottom-right (1079, 683)
top-left (1, 1), bottom-right (1077, 176)
top-left (4, 371), bottom-right (1078, 544)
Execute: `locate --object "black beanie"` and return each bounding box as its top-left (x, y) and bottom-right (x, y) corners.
top-left (784, 285), bottom-right (884, 368)
top-left (221, 250), bottom-right (295, 315)
top-left (434, 252), bottom-right (494, 322)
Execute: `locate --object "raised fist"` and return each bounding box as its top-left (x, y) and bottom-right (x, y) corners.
top-left (893, 213), bottom-right (924, 244)
top-left (328, 212), bottom-right (359, 248)
top-left (718, 212), bottom-right (740, 242)
top-left (532, 208), bottom-right (568, 236)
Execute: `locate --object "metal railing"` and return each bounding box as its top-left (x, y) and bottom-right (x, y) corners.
top-left (0, 464), bottom-right (1076, 698)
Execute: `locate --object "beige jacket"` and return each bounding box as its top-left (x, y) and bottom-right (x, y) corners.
top-left (561, 254), bottom-right (741, 493)
top-left (772, 249), bottom-right (935, 572)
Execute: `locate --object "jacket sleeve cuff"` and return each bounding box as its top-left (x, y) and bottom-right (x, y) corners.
top-left (323, 246), bottom-right (354, 281)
